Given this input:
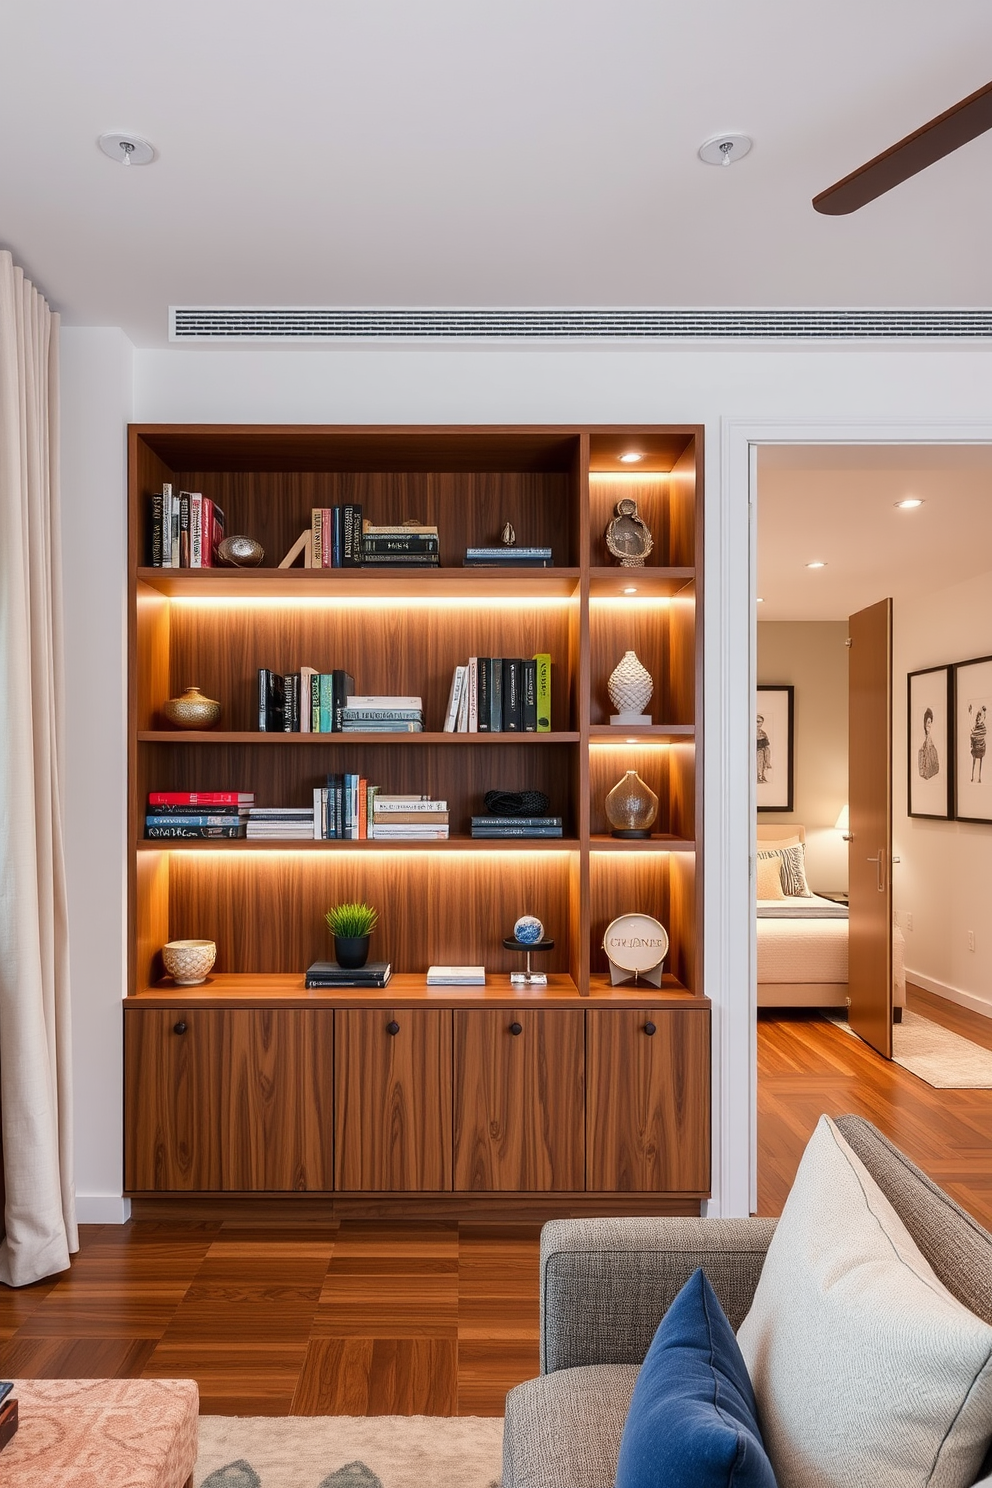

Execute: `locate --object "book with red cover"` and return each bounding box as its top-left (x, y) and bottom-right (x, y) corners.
top-left (148, 791), bottom-right (255, 805)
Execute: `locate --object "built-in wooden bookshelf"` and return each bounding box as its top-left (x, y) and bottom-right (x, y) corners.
top-left (125, 424), bottom-right (709, 1209)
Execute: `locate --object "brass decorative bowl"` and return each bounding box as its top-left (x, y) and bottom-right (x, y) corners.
top-left (217, 534), bottom-right (265, 567)
top-left (162, 939), bottom-right (216, 985)
top-left (162, 686), bottom-right (220, 730)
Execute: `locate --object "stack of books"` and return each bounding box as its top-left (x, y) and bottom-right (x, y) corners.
top-left (341, 696), bottom-right (424, 733)
top-left (246, 807), bottom-right (316, 840)
top-left (371, 796), bottom-right (449, 841)
top-left (305, 960), bottom-right (392, 988)
top-left (314, 773), bottom-right (379, 839)
top-left (258, 668), bottom-right (354, 732)
top-left (361, 522), bottom-right (440, 567)
top-left (149, 483), bottom-right (226, 568)
top-left (145, 790), bottom-right (252, 839)
top-left (443, 655), bottom-right (551, 732)
top-left (463, 545), bottom-right (552, 568)
top-left (310, 505), bottom-right (363, 567)
top-left (471, 814), bottom-right (563, 839)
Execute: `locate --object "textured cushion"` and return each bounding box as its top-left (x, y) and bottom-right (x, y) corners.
top-left (756, 855), bottom-right (785, 899)
top-left (756, 843), bottom-right (812, 897)
top-left (737, 1115), bottom-right (992, 1488)
top-left (503, 1363), bottom-right (639, 1488)
top-left (615, 1269), bottom-right (775, 1488)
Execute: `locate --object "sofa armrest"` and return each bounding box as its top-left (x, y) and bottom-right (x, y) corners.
top-left (540, 1216), bottom-right (777, 1374)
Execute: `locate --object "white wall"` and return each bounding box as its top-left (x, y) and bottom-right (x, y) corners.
top-left (56, 339), bottom-right (992, 1221)
top-left (894, 568), bottom-right (992, 1016)
top-left (61, 327), bottom-right (133, 1222)
top-left (757, 622), bottom-right (849, 892)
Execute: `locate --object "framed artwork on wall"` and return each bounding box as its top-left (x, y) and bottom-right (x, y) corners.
top-left (954, 655), bottom-right (992, 824)
top-left (756, 685), bottom-right (794, 811)
top-left (907, 665), bottom-right (952, 820)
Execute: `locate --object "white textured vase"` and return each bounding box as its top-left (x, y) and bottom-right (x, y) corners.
top-left (608, 650), bottom-right (653, 718)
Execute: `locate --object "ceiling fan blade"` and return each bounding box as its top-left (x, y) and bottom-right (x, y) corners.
top-left (813, 78), bottom-right (992, 215)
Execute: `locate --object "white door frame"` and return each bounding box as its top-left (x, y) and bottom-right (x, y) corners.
top-left (708, 417), bottom-right (992, 1220)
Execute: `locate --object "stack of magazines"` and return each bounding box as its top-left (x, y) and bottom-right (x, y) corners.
top-left (246, 807), bottom-right (316, 840)
top-left (341, 695), bottom-right (424, 733)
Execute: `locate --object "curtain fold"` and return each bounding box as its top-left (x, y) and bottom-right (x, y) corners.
top-left (0, 250), bottom-right (77, 1286)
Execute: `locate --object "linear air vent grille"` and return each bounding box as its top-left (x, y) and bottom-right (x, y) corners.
top-left (170, 307), bottom-right (992, 342)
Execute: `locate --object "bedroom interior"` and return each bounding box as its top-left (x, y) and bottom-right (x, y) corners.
top-left (754, 443), bottom-right (992, 1082)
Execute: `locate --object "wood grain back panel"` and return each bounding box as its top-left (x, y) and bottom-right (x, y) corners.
top-left (588, 475), bottom-right (673, 567)
top-left (588, 853), bottom-right (673, 978)
top-left (334, 1008), bottom-right (452, 1191)
top-left (452, 1010), bottom-right (585, 1191)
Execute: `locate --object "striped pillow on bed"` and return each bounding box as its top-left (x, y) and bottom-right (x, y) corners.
top-left (757, 843), bottom-right (813, 898)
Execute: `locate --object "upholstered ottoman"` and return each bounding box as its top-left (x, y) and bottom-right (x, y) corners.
top-left (1, 1377), bottom-right (199, 1487)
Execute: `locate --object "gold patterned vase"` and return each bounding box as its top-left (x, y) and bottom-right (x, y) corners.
top-left (605, 769), bottom-right (658, 838)
top-left (162, 686), bottom-right (221, 730)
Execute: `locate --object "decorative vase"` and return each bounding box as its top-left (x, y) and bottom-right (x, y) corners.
top-left (161, 939), bottom-right (216, 984)
top-left (162, 685), bottom-right (221, 729)
top-left (605, 770), bottom-right (658, 838)
top-left (217, 535), bottom-right (265, 567)
top-left (608, 650), bottom-right (653, 723)
top-left (335, 934), bottom-right (370, 969)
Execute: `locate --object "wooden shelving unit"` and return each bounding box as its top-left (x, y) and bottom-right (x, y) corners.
top-left (124, 423), bottom-right (709, 1209)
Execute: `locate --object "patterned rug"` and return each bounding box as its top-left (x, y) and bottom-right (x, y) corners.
top-left (891, 1009), bottom-right (992, 1088)
top-left (196, 1414), bottom-right (504, 1488)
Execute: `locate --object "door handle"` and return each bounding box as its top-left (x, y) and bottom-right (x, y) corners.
top-left (866, 850), bottom-right (886, 892)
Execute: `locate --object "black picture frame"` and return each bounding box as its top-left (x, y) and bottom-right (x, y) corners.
top-left (756, 685), bottom-right (794, 812)
top-left (907, 665), bottom-right (953, 820)
top-left (954, 654), bottom-right (992, 824)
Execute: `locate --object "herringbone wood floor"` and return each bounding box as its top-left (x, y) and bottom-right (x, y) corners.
top-left (2, 984), bottom-right (990, 1414)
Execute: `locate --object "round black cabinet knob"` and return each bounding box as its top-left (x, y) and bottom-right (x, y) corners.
top-left (509, 1022), bottom-right (523, 1036)
top-left (173, 1021), bottom-right (187, 1035)
top-left (643, 1021), bottom-right (657, 1036)
top-left (386, 1020), bottom-right (400, 1036)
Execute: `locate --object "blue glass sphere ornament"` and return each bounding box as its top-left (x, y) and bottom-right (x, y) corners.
top-left (513, 915), bottom-right (544, 945)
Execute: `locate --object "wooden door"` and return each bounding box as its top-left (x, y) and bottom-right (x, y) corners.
top-left (124, 1007), bottom-right (333, 1191)
top-left (334, 1008), bottom-right (452, 1191)
top-left (586, 1008), bottom-right (711, 1193)
top-left (848, 598), bottom-right (894, 1058)
top-left (452, 1009), bottom-right (585, 1191)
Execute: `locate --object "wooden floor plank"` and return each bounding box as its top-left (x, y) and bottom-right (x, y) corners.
top-left (291, 1337), bottom-right (458, 1416)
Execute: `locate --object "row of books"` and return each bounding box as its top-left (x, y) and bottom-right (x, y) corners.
top-left (309, 513), bottom-right (440, 569)
top-left (143, 792), bottom-right (557, 841)
top-left (258, 674), bottom-right (425, 733)
top-left (443, 655), bottom-right (551, 732)
top-left (149, 484), bottom-right (226, 568)
top-left (314, 782), bottom-right (448, 840)
top-left (144, 791), bottom-right (252, 838)
top-left (306, 960), bottom-right (392, 988)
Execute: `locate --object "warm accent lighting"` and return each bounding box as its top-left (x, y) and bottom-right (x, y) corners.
top-left (895, 498), bottom-right (924, 509)
top-left (619, 452), bottom-right (644, 464)
top-left (756, 597), bottom-right (764, 603)
top-left (835, 804), bottom-right (852, 841)
top-left (623, 586), bottom-right (638, 595)
top-left (805, 561), bottom-right (827, 569)
top-left (172, 594), bottom-right (573, 609)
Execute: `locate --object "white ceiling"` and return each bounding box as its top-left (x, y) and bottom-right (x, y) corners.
top-left (757, 445), bottom-right (992, 620)
top-left (3, 1), bottom-right (992, 346)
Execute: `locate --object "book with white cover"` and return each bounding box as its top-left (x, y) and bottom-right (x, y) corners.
top-left (346, 696), bottom-right (423, 709)
top-left (426, 966), bottom-right (486, 985)
top-left (443, 665), bottom-right (467, 732)
top-left (374, 798), bottom-right (448, 813)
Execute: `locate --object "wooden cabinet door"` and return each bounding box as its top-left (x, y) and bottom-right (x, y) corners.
top-left (124, 1007), bottom-right (333, 1192)
top-left (334, 1009), bottom-right (452, 1191)
top-left (586, 1008), bottom-right (710, 1193)
top-left (452, 1009), bottom-right (585, 1191)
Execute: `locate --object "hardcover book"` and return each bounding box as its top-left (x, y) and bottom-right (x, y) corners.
top-left (503, 658), bottom-right (522, 731)
top-left (148, 791), bottom-right (254, 805)
top-left (534, 653), bottom-right (551, 732)
top-left (149, 490), bottom-right (163, 566)
top-left (145, 823), bottom-right (246, 839)
top-left (522, 659), bottom-right (538, 731)
top-left (305, 960), bottom-right (392, 987)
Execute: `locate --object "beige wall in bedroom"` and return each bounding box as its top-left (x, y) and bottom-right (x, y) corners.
top-left (893, 567), bottom-right (992, 1017)
top-left (757, 621), bottom-right (849, 892)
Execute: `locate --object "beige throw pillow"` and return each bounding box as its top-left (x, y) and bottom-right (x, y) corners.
top-left (756, 854), bottom-right (786, 899)
top-left (737, 1116), bottom-right (992, 1488)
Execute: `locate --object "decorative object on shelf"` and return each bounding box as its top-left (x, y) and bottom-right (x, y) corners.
top-left (278, 529), bottom-right (313, 568)
top-left (756, 684), bottom-right (794, 811)
top-left (605, 498), bottom-right (653, 567)
top-left (605, 769), bottom-right (659, 838)
top-left (217, 534), bottom-right (265, 567)
top-left (608, 650), bottom-right (653, 724)
top-left (602, 913), bottom-right (669, 987)
top-left (483, 789), bottom-right (551, 817)
top-left (503, 922), bottom-right (555, 987)
top-left (502, 521), bottom-right (516, 546)
top-left (161, 939), bottom-right (216, 985)
top-left (162, 685), bottom-right (221, 730)
top-left (324, 901), bottom-right (379, 970)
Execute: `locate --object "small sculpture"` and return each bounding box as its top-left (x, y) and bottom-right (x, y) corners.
top-left (605, 498), bottom-right (653, 567)
top-left (608, 650), bottom-right (653, 724)
top-left (513, 915), bottom-right (545, 944)
top-left (217, 535), bottom-right (265, 567)
top-left (162, 685), bottom-right (221, 729)
top-left (503, 917), bottom-right (554, 986)
top-left (501, 521), bottom-right (516, 546)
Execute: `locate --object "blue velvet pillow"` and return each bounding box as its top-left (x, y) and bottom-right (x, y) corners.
top-left (615, 1268), bottom-right (777, 1488)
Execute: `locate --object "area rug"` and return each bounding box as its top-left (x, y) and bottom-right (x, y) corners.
top-left (891, 1009), bottom-right (992, 1088)
top-left (195, 1414), bottom-right (503, 1488)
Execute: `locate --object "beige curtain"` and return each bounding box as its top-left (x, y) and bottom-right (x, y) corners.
top-left (0, 251), bottom-right (77, 1286)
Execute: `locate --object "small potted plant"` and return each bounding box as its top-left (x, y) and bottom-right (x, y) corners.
top-left (325, 901), bottom-right (379, 969)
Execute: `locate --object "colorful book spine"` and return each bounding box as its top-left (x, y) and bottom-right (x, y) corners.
top-left (491, 658), bottom-right (503, 731)
top-left (145, 824), bottom-right (246, 839)
top-left (210, 501), bottom-right (225, 564)
top-left (149, 490), bottom-right (163, 566)
top-left (476, 659), bottom-right (491, 732)
top-left (311, 672), bottom-right (320, 732)
top-left (443, 666), bottom-right (467, 732)
top-left (201, 497), bottom-right (214, 566)
top-left (189, 492), bottom-right (203, 568)
top-left (468, 657), bottom-right (478, 732)
top-left (503, 658), bottom-right (522, 731)
top-left (148, 791), bottom-right (254, 805)
top-left (311, 508), bottom-right (323, 568)
top-left (522, 659), bottom-right (537, 732)
top-left (534, 653), bottom-right (551, 732)
top-left (145, 814), bottom-right (248, 828)
top-left (159, 484), bottom-right (173, 568)
top-left (299, 667), bottom-right (317, 733)
top-left (342, 504), bottom-right (363, 566)
top-left (321, 509), bottom-right (332, 569)
top-left (331, 506), bottom-right (343, 567)
top-left (178, 491), bottom-right (191, 567)
top-left (318, 674), bottom-right (334, 733)
top-left (258, 668), bottom-right (270, 731)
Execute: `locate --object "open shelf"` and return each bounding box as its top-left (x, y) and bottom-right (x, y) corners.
top-left (138, 837), bottom-right (581, 852)
top-left (139, 731), bottom-right (581, 745)
top-left (138, 566), bottom-right (583, 600)
top-left (588, 835), bottom-right (695, 852)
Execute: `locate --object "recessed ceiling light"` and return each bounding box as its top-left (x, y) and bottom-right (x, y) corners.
top-left (895, 498), bottom-right (924, 509)
top-left (623, 586), bottom-right (638, 595)
top-left (805, 561), bottom-right (827, 569)
top-left (756, 597), bottom-right (765, 603)
top-left (619, 452), bottom-right (643, 464)
top-left (98, 132), bottom-right (155, 166)
top-left (698, 134), bottom-right (753, 167)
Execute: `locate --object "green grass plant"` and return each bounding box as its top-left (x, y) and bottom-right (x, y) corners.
top-left (325, 902), bottom-right (379, 938)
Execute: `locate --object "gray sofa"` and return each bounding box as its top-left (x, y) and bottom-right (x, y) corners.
top-left (503, 1115), bottom-right (992, 1488)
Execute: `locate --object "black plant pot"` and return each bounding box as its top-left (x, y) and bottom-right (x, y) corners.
top-left (334, 934), bottom-right (370, 970)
